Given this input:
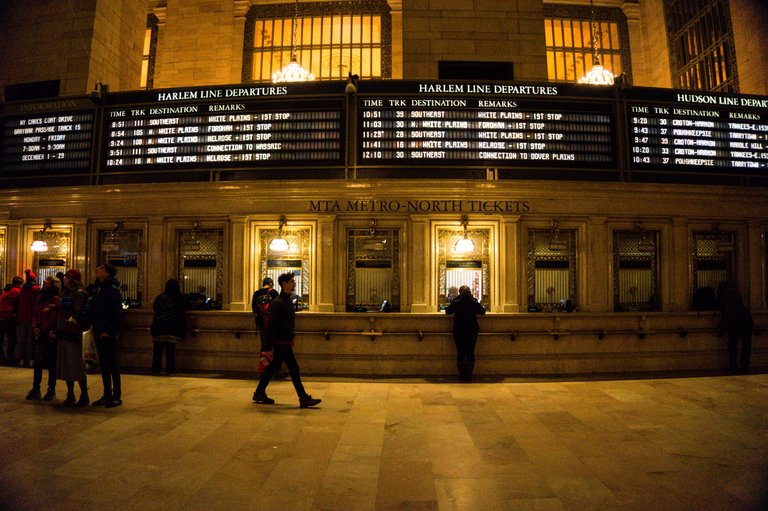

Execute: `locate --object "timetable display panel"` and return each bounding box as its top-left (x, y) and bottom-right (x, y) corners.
top-left (357, 81), bottom-right (616, 168)
top-left (102, 85), bottom-right (345, 171)
top-left (1, 98), bottom-right (96, 174)
top-left (627, 88), bottom-right (768, 171)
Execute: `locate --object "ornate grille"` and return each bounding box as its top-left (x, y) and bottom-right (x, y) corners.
top-left (99, 229), bottom-right (144, 306)
top-left (527, 229), bottom-right (577, 311)
top-left (259, 227), bottom-right (311, 308)
top-left (347, 228), bottom-right (399, 311)
top-left (692, 231), bottom-right (734, 296)
top-left (437, 227), bottom-right (490, 310)
top-left (178, 229), bottom-right (224, 305)
top-left (34, 231), bottom-right (70, 283)
top-left (613, 230), bottom-right (659, 311)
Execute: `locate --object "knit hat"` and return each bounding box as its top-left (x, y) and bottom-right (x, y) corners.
top-left (64, 269), bottom-right (82, 282)
top-left (24, 269), bottom-right (37, 282)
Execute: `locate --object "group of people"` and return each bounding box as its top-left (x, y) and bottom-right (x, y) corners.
top-left (0, 264), bottom-right (124, 408)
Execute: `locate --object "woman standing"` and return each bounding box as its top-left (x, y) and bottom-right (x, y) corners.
top-left (56, 269), bottom-right (90, 407)
top-left (27, 277), bottom-right (61, 401)
top-left (446, 285), bottom-right (486, 381)
top-left (150, 279), bottom-right (188, 375)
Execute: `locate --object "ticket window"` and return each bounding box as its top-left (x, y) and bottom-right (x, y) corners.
top-left (437, 221), bottom-right (490, 311)
top-left (613, 230), bottom-right (660, 311)
top-left (527, 227), bottom-right (577, 312)
top-left (692, 230), bottom-right (734, 308)
top-left (99, 229), bottom-right (143, 307)
top-left (28, 227), bottom-right (71, 284)
top-left (178, 228), bottom-right (224, 308)
top-left (347, 227), bottom-right (400, 312)
top-left (259, 226), bottom-right (310, 309)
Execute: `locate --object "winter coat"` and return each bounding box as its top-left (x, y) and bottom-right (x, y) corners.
top-left (151, 291), bottom-right (188, 339)
top-left (446, 294), bottom-right (486, 334)
top-left (89, 277), bottom-right (123, 338)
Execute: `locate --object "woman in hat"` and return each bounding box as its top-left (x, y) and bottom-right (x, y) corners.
top-left (56, 269), bottom-right (90, 407)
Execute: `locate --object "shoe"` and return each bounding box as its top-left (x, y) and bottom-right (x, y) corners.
top-left (92, 396), bottom-right (111, 407)
top-left (43, 389), bottom-right (56, 401)
top-left (26, 388), bottom-right (41, 400)
top-left (105, 399), bottom-right (122, 408)
top-left (253, 393), bottom-right (275, 404)
top-left (299, 395), bottom-right (321, 408)
top-left (62, 395), bottom-right (76, 407)
top-left (76, 393), bottom-right (90, 407)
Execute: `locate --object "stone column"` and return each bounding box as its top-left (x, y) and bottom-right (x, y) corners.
top-left (409, 214), bottom-right (431, 312)
top-left (745, 219), bottom-right (764, 309)
top-left (228, 215), bottom-right (249, 311)
top-left (501, 215), bottom-right (520, 312)
top-left (316, 215), bottom-right (337, 312)
top-left (145, 216), bottom-right (166, 306)
top-left (585, 217), bottom-right (609, 313)
top-left (669, 217), bottom-right (690, 311)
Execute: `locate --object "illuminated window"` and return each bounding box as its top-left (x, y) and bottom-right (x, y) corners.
top-left (243, 1), bottom-right (391, 82)
top-left (544, 4), bottom-right (630, 83)
top-left (663, 0), bottom-right (738, 92)
top-left (347, 227), bottom-right (399, 312)
top-left (140, 14), bottom-right (159, 90)
top-left (99, 229), bottom-right (144, 307)
top-left (178, 228), bottom-right (224, 308)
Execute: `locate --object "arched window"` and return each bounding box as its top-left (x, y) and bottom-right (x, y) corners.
top-left (243, 1), bottom-right (392, 82)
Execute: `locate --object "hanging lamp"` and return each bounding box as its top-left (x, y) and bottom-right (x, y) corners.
top-left (578, 0), bottom-right (615, 85)
top-left (272, 0), bottom-right (315, 83)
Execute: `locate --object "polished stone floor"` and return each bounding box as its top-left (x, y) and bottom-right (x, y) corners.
top-left (0, 366), bottom-right (766, 511)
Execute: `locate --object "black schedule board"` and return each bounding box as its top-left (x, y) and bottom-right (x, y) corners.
top-left (357, 81), bottom-right (616, 168)
top-left (102, 84), bottom-right (345, 171)
top-left (0, 98), bottom-right (96, 175)
top-left (627, 88), bottom-right (768, 171)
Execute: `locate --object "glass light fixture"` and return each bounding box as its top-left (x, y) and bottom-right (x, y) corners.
top-left (548, 220), bottom-right (568, 251)
top-left (269, 216), bottom-right (290, 253)
top-left (30, 221), bottom-right (51, 252)
top-left (578, 0), bottom-right (615, 85)
top-left (453, 215), bottom-right (475, 253)
top-left (181, 220), bottom-right (202, 252)
top-left (101, 222), bottom-right (123, 252)
top-left (636, 223), bottom-right (655, 252)
top-left (272, 0), bottom-right (315, 83)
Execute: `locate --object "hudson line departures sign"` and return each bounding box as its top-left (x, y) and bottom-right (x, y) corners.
top-left (626, 87), bottom-right (768, 171)
top-left (1, 81), bottom-right (768, 183)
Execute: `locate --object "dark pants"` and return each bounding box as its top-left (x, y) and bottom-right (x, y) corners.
top-left (95, 336), bottom-right (121, 399)
top-left (152, 341), bottom-right (176, 374)
top-left (33, 341), bottom-right (58, 390)
top-left (453, 330), bottom-right (478, 363)
top-left (0, 317), bottom-right (17, 362)
top-left (453, 330), bottom-right (478, 381)
top-left (255, 343), bottom-right (306, 398)
top-left (727, 327), bottom-right (752, 371)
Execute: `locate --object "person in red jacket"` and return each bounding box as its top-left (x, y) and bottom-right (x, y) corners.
top-left (27, 277), bottom-right (61, 400)
top-left (17, 269), bottom-right (41, 367)
top-left (0, 276), bottom-right (23, 365)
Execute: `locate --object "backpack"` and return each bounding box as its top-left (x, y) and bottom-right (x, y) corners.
top-left (254, 292), bottom-right (273, 329)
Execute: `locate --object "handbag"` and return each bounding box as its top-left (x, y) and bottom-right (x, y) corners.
top-left (257, 351), bottom-right (273, 373)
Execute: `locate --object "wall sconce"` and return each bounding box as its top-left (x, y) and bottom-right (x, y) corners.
top-left (181, 220), bottom-right (202, 252)
top-left (269, 216), bottom-right (290, 253)
top-left (548, 220), bottom-right (567, 251)
top-left (30, 221), bottom-right (52, 252)
top-left (101, 221), bottom-right (123, 252)
top-left (635, 222), bottom-right (655, 252)
top-left (453, 215), bottom-right (475, 253)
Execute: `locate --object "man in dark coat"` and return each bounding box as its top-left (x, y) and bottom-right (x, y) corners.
top-left (90, 263), bottom-right (124, 407)
top-left (252, 273), bottom-right (320, 408)
top-left (446, 285), bottom-right (486, 381)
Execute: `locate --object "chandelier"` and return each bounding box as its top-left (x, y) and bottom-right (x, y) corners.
top-left (453, 215), bottom-right (475, 253)
top-left (272, 0), bottom-right (315, 83)
top-left (578, 0), bottom-right (614, 85)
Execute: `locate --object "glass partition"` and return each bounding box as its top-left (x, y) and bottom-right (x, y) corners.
top-left (347, 227), bottom-right (399, 311)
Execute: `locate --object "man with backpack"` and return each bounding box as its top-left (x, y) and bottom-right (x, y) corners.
top-left (252, 277), bottom-right (278, 354)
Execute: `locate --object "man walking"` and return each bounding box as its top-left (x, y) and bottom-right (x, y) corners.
top-left (90, 263), bottom-right (124, 408)
top-left (252, 273), bottom-right (320, 408)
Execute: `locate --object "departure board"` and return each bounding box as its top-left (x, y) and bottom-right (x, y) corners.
top-left (357, 81), bottom-right (616, 167)
top-left (627, 88), bottom-right (768, 171)
top-left (102, 84), bottom-right (344, 171)
top-left (0, 98), bottom-right (95, 174)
